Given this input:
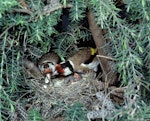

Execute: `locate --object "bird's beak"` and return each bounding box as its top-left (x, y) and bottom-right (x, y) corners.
top-left (52, 70), bottom-right (59, 75)
top-left (45, 73), bottom-right (51, 83)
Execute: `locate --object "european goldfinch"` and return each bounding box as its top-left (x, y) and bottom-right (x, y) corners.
top-left (53, 47), bottom-right (100, 79)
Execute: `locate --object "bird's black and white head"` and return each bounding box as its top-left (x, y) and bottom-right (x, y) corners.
top-left (54, 60), bottom-right (75, 76)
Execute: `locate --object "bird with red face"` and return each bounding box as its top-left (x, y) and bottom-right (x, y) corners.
top-left (53, 47), bottom-right (100, 80)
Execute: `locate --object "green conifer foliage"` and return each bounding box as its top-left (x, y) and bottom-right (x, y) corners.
top-left (0, 0), bottom-right (150, 120)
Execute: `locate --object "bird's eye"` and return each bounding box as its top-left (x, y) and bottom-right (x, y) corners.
top-left (43, 63), bottom-right (49, 68)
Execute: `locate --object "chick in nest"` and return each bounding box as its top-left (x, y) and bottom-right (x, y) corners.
top-left (38, 51), bottom-right (60, 83)
top-left (53, 47), bottom-right (100, 81)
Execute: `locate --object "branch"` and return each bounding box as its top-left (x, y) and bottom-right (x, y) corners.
top-left (42, 4), bottom-right (72, 16)
top-left (11, 8), bottom-right (32, 14)
top-left (14, 0), bottom-right (72, 19)
top-left (87, 9), bottom-right (117, 85)
top-left (35, 2), bottom-right (72, 20)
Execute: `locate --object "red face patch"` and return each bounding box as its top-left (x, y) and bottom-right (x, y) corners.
top-left (56, 64), bottom-right (64, 74)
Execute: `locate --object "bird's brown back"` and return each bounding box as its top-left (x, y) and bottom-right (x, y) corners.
top-left (68, 47), bottom-right (92, 72)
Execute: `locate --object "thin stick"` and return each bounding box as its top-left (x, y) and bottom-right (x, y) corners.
top-left (96, 55), bottom-right (115, 61)
top-left (0, 25), bottom-right (14, 38)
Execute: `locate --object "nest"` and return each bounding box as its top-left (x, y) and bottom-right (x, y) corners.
top-left (25, 71), bottom-right (124, 121)
top-left (27, 72), bottom-right (101, 119)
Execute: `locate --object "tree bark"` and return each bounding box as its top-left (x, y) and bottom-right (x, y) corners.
top-left (87, 9), bottom-right (117, 85)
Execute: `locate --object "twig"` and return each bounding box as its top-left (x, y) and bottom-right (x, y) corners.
top-left (16, 91), bottom-right (34, 102)
top-left (0, 25), bottom-right (14, 38)
top-left (97, 55), bottom-right (115, 61)
top-left (102, 86), bottom-right (127, 107)
top-left (32, 3), bottom-right (72, 21)
top-left (18, 0), bottom-right (28, 9)
top-left (11, 8), bottom-right (32, 14)
top-left (101, 86), bottom-right (127, 120)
